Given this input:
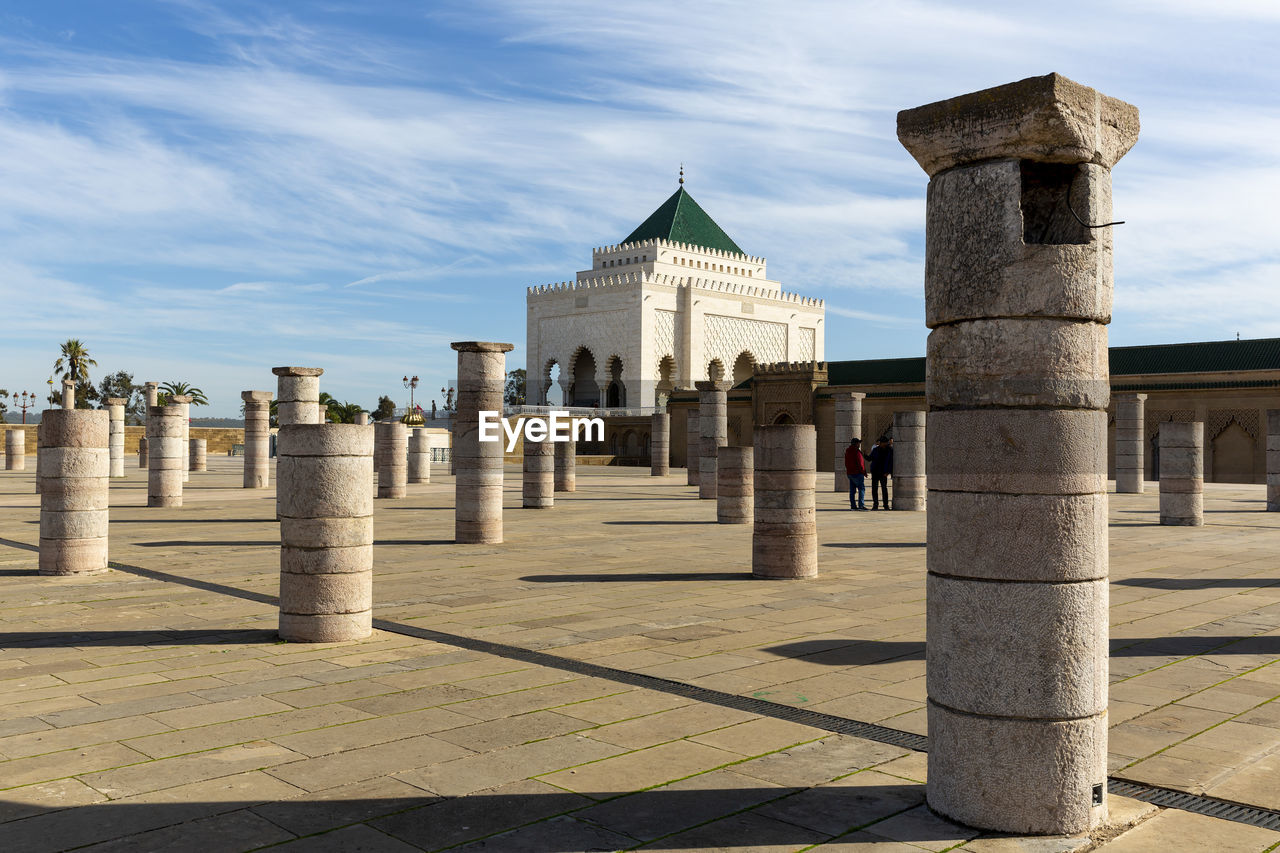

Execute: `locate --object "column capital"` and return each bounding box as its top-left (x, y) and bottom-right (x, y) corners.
top-left (242, 390), bottom-right (273, 402)
top-left (831, 390), bottom-right (867, 402)
top-left (169, 395), bottom-right (193, 404)
top-left (694, 381), bottom-right (733, 392)
top-left (271, 367), bottom-right (324, 377)
top-left (451, 341), bottom-right (515, 353)
top-left (105, 398), bottom-right (127, 406)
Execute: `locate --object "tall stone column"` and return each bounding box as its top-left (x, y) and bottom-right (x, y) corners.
top-left (35, 423), bottom-right (43, 493)
top-left (1159, 422), bottom-right (1203, 526)
top-left (833, 392), bottom-right (866, 492)
top-left (651, 412), bottom-right (670, 476)
top-left (355, 412), bottom-right (369, 426)
top-left (717, 446), bottom-right (753, 524)
top-left (147, 405), bottom-right (184, 507)
top-left (1268, 410), bottom-right (1280, 512)
top-left (105, 398), bottom-right (126, 477)
top-left (752, 425), bottom-right (816, 579)
top-left (61, 379), bottom-right (75, 409)
top-left (189, 438), bottom-right (207, 472)
top-left (891, 412), bottom-right (926, 511)
top-left (696, 381), bottom-right (730, 499)
top-left (169, 395), bottom-right (192, 482)
top-left (273, 367), bottom-right (323, 427)
top-left (408, 428), bottom-right (431, 484)
top-left (277, 424), bottom-right (373, 642)
top-left (5, 429), bottom-right (25, 471)
top-left (378, 422), bottom-right (408, 499)
top-left (452, 341), bottom-right (514, 544)
top-left (242, 391), bottom-right (272, 489)
top-left (554, 438), bottom-right (576, 492)
top-left (523, 424), bottom-right (554, 508)
top-left (900, 74), bottom-right (1137, 834)
top-left (39, 410), bottom-right (110, 576)
top-left (1115, 394), bottom-right (1147, 493)
top-left (685, 411), bottom-right (701, 486)
top-left (139, 381), bottom-right (159, 469)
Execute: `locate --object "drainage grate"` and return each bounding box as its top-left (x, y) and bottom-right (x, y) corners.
top-left (2, 538), bottom-right (1278, 833)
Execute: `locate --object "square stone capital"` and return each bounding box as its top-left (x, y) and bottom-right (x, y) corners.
top-left (451, 341), bottom-right (515, 353)
top-left (272, 367), bottom-right (324, 377)
top-left (694, 381), bottom-right (733, 392)
top-left (169, 395), bottom-right (193, 404)
top-left (105, 398), bottom-right (127, 406)
top-left (897, 73), bottom-right (1139, 177)
top-left (828, 389), bottom-right (867, 402)
top-left (144, 381), bottom-right (160, 390)
top-left (242, 390), bottom-right (273, 402)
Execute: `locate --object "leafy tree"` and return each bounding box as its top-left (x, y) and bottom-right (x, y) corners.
top-left (0, 389), bottom-right (8, 418)
top-left (74, 378), bottom-right (99, 409)
top-left (504, 369), bottom-right (526, 407)
top-left (158, 381), bottom-right (209, 407)
top-left (373, 396), bottom-right (395, 421)
top-left (97, 371), bottom-right (144, 423)
top-left (53, 339), bottom-right (97, 391)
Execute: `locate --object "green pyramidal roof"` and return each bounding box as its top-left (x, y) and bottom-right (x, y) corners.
top-left (622, 187), bottom-right (746, 255)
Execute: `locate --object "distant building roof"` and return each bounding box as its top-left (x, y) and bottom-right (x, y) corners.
top-left (623, 187), bottom-right (745, 255)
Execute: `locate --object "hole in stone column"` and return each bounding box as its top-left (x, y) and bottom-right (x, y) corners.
top-left (1092, 783), bottom-right (1104, 806)
top-left (1020, 161), bottom-right (1088, 245)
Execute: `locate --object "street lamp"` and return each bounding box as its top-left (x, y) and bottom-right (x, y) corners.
top-left (401, 375), bottom-right (424, 426)
top-left (16, 391), bottom-right (36, 424)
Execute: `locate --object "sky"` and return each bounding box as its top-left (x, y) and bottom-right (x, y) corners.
top-left (0, 0), bottom-right (1277, 417)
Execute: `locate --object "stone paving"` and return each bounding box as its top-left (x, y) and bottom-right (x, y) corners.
top-left (0, 457), bottom-right (1278, 851)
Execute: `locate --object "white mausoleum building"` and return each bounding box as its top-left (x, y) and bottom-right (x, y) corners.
top-left (526, 182), bottom-right (825, 408)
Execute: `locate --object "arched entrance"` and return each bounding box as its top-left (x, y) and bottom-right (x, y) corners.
top-left (570, 348), bottom-right (598, 406)
top-left (605, 356), bottom-right (625, 408)
top-left (655, 355), bottom-right (676, 407)
top-left (543, 360), bottom-right (563, 406)
top-left (732, 351), bottom-right (756, 385)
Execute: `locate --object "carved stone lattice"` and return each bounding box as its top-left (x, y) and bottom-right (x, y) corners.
top-left (704, 314), bottom-right (786, 374)
top-left (870, 414), bottom-right (893, 443)
top-left (653, 309), bottom-right (676, 363)
top-left (1146, 410), bottom-right (1195, 441)
top-left (540, 312), bottom-right (629, 377)
top-left (1207, 408), bottom-right (1259, 441)
top-left (798, 328), bottom-right (816, 361)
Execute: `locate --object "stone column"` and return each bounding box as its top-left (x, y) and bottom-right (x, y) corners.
top-left (523, 424), bottom-right (554, 508)
top-left (891, 412), bottom-right (926, 511)
top-left (272, 367), bottom-right (323, 427)
top-left (355, 412), bottom-right (369, 426)
top-left (717, 446), bottom-right (753, 524)
top-left (452, 341), bottom-right (514, 544)
top-left (1160, 422), bottom-right (1203, 526)
top-left (105, 398), bottom-right (126, 478)
top-left (1268, 410), bottom-right (1280, 512)
top-left (752, 425), bottom-right (816, 579)
top-left (1115, 394), bottom-right (1147, 493)
top-left (242, 391), bottom-right (272, 489)
top-left (900, 74), bottom-right (1137, 834)
top-left (833, 392), bottom-right (865, 492)
top-left (317, 402), bottom-right (328, 423)
top-left (697, 381), bottom-right (730, 499)
top-left (147, 405), bottom-right (184, 507)
top-left (651, 412), bottom-right (670, 476)
top-left (5, 429), bottom-right (25, 471)
top-left (408, 428), bottom-right (431, 484)
top-left (685, 411), bottom-right (701, 486)
top-left (61, 379), bottom-right (75, 409)
top-left (35, 423), bottom-right (42, 493)
top-left (139, 382), bottom-right (159, 469)
top-left (189, 438), bottom-right (207, 472)
top-left (378, 422), bottom-right (408, 498)
top-left (169, 395), bottom-right (192, 482)
top-left (554, 438), bottom-right (576, 492)
top-left (277, 423), bottom-right (373, 642)
top-left (39, 409), bottom-right (109, 576)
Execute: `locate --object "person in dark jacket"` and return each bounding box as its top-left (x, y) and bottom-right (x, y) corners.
top-left (844, 437), bottom-right (867, 511)
top-left (868, 436), bottom-right (893, 510)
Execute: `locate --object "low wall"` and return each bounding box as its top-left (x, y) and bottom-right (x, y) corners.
top-left (1, 424), bottom-right (246, 456)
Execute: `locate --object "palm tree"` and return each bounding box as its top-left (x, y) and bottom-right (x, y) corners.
top-left (158, 381), bottom-right (209, 407)
top-left (53, 339), bottom-right (97, 391)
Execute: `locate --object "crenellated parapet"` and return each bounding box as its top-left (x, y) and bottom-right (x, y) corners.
top-left (527, 271), bottom-right (824, 309)
top-left (591, 238), bottom-right (765, 266)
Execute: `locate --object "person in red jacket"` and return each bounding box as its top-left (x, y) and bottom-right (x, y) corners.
top-left (844, 437), bottom-right (868, 511)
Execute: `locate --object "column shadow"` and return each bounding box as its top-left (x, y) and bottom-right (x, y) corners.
top-left (521, 572), bottom-right (754, 583)
top-left (0, 628), bottom-right (278, 649)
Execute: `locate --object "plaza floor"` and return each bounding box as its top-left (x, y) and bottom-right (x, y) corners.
top-left (1, 457), bottom-right (1278, 852)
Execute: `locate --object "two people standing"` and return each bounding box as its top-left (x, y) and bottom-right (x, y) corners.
top-left (845, 435), bottom-right (893, 511)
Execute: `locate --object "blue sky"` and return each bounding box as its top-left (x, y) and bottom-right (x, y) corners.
top-left (1, 1), bottom-right (1278, 416)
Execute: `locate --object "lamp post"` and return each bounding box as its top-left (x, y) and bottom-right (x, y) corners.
top-left (402, 375), bottom-right (423, 426)
top-left (17, 391), bottom-right (36, 424)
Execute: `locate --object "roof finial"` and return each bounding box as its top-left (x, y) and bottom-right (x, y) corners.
top-left (678, 163), bottom-right (684, 186)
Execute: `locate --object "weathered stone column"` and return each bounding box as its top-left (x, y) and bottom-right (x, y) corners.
top-left (355, 412), bottom-right (369, 426)
top-left (452, 341), bottom-right (514, 544)
top-left (408, 428), bottom-right (431, 484)
top-left (189, 438), bottom-right (207, 472)
top-left (1268, 410), bottom-right (1280, 512)
top-left (139, 381), bottom-right (159, 469)
top-left (277, 424), bottom-right (373, 642)
top-left (242, 391), bottom-right (272, 489)
top-left (39, 409), bottom-right (109, 576)
top-left (554, 438), bottom-right (576, 492)
top-left (169, 395), bottom-right (192, 482)
top-left (1115, 394), bottom-right (1147, 493)
top-left (685, 411), bottom-right (700, 486)
top-left (717, 446), bottom-right (753, 524)
top-left (147, 405), bottom-right (184, 507)
top-left (35, 423), bottom-right (43, 493)
top-left (697, 381), bottom-right (730, 499)
top-left (900, 74), bottom-right (1137, 834)
top-left (317, 402), bottom-right (328, 423)
top-left (833, 392), bottom-right (866, 492)
top-left (523, 424), bottom-right (554, 509)
top-left (378, 422), bottom-right (408, 499)
top-left (651, 412), bottom-right (670, 476)
top-left (891, 412), bottom-right (926, 511)
top-left (105, 398), bottom-right (126, 477)
top-left (752, 425), bottom-right (816, 578)
top-left (273, 367), bottom-right (323, 427)
top-left (1160, 422), bottom-right (1203, 526)
top-left (61, 379), bottom-right (75, 409)
top-left (5, 429), bottom-right (25, 471)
